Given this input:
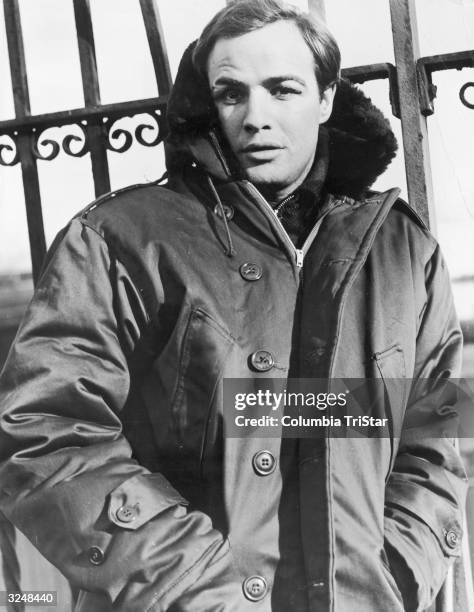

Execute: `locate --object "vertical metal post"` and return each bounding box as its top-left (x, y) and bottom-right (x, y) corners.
top-left (390, 5), bottom-right (470, 606)
top-left (4, 0), bottom-right (46, 284)
top-left (308, 0), bottom-right (326, 21)
top-left (72, 0), bottom-right (110, 197)
top-left (389, 0), bottom-right (435, 229)
top-left (139, 0), bottom-right (172, 95)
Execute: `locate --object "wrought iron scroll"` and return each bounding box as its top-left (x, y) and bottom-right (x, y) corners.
top-left (32, 132), bottom-right (60, 162)
top-left (0, 135), bottom-right (19, 166)
top-left (460, 82), bottom-right (474, 110)
top-left (135, 112), bottom-right (163, 147)
top-left (105, 111), bottom-right (165, 153)
top-left (0, 99), bottom-right (168, 166)
top-left (62, 125), bottom-right (89, 158)
top-left (106, 121), bottom-right (133, 154)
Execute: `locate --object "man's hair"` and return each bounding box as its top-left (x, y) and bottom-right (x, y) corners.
top-left (193, 0), bottom-right (341, 94)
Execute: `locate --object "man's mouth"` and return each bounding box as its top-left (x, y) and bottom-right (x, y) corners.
top-left (241, 143), bottom-right (282, 153)
top-left (240, 144), bottom-right (283, 162)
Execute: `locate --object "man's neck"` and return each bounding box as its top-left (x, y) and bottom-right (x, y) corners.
top-left (252, 152), bottom-right (317, 207)
top-left (256, 177), bottom-right (307, 208)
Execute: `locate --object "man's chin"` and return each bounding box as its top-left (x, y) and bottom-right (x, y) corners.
top-left (243, 167), bottom-right (286, 192)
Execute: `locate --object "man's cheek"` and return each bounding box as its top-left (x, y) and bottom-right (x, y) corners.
top-left (218, 110), bottom-right (239, 139)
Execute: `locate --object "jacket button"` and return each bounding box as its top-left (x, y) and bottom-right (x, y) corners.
top-left (116, 505), bottom-right (137, 523)
top-left (311, 580), bottom-right (326, 589)
top-left (446, 530), bottom-right (460, 549)
top-left (214, 203), bottom-right (234, 220)
top-left (88, 546), bottom-right (105, 565)
top-left (249, 350), bottom-right (274, 372)
top-left (240, 262), bottom-right (263, 281)
top-left (253, 450), bottom-right (276, 475)
top-left (311, 337), bottom-right (327, 359)
top-left (243, 575), bottom-right (268, 601)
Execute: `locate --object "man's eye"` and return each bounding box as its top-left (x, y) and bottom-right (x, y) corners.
top-left (215, 88), bottom-right (244, 105)
top-left (272, 86), bottom-right (301, 99)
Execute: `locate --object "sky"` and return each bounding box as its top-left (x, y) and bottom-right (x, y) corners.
top-left (0, 0), bottom-right (473, 312)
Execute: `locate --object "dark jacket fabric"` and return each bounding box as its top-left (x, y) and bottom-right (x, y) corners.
top-left (0, 43), bottom-right (467, 612)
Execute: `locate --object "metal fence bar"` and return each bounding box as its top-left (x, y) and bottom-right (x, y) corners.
top-left (3, 0), bottom-right (46, 285)
top-left (0, 96), bottom-right (168, 135)
top-left (419, 50), bottom-right (474, 74)
top-left (417, 51), bottom-right (474, 116)
top-left (139, 0), bottom-right (172, 95)
top-left (341, 62), bottom-right (400, 118)
top-left (72, 0), bottom-right (110, 197)
top-left (390, 5), bottom-right (471, 608)
top-left (0, 96), bottom-right (168, 181)
top-left (389, 0), bottom-right (435, 229)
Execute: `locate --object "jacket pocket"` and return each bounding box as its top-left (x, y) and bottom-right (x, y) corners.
top-left (379, 548), bottom-right (405, 609)
top-left (372, 343), bottom-right (407, 480)
top-left (373, 343), bottom-right (405, 377)
top-left (170, 308), bottom-right (236, 462)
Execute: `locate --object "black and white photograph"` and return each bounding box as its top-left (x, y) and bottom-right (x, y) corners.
top-left (0, 1), bottom-right (474, 610)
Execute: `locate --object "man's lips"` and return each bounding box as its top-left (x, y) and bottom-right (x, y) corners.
top-left (239, 144), bottom-right (283, 163)
top-left (241, 143), bottom-right (283, 153)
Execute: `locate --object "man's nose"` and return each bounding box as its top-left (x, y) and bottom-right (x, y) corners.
top-left (243, 90), bottom-right (271, 133)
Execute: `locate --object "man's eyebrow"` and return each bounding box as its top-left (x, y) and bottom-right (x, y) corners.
top-left (211, 77), bottom-right (245, 89)
top-left (263, 75), bottom-right (307, 87)
top-left (211, 75), bottom-right (307, 89)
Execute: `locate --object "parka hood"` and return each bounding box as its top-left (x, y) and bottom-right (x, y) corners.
top-left (165, 42), bottom-right (398, 199)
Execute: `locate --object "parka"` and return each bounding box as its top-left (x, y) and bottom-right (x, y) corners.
top-left (0, 43), bottom-right (468, 612)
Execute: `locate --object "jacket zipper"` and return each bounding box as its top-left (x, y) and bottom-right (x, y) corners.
top-left (243, 181), bottom-right (303, 266)
top-left (273, 193), bottom-right (296, 215)
top-left (243, 181), bottom-right (340, 269)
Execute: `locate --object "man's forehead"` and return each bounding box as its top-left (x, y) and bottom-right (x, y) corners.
top-left (207, 20), bottom-right (316, 84)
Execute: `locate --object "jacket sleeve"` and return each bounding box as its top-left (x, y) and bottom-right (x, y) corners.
top-left (383, 243), bottom-right (468, 612)
top-left (0, 218), bottom-right (240, 611)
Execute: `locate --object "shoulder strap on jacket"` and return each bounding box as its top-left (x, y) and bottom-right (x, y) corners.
top-left (77, 182), bottom-right (158, 219)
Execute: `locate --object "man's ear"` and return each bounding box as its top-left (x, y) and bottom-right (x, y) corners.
top-left (319, 84), bottom-right (337, 125)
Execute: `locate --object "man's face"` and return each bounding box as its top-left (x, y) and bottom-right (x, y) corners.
top-left (207, 20), bottom-right (335, 201)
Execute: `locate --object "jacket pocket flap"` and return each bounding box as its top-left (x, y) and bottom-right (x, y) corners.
top-left (108, 473), bottom-right (188, 531)
top-left (385, 478), bottom-right (462, 556)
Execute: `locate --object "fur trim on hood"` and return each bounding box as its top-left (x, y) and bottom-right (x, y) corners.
top-left (166, 43), bottom-right (398, 199)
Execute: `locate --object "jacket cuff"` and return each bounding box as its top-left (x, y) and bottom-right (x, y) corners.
top-left (385, 477), bottom-right (463, 558)
top-left (384, 503), bottom-right (461, 611)
top-left (107, 473), bottom-right (188, 531)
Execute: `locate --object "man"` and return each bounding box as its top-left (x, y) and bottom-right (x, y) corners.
top-left (0, 1), bottom-right (467, 611)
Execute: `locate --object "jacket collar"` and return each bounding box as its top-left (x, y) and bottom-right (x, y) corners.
top-left (165, 42), bottom-right (398, 200)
